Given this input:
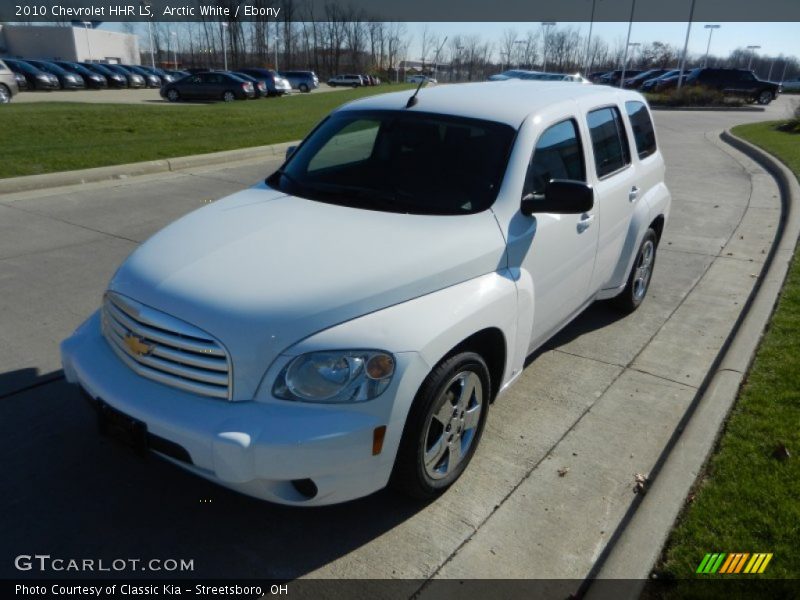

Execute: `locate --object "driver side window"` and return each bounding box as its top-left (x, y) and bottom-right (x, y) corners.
top-left (523, 119), bottom-right (586, 197)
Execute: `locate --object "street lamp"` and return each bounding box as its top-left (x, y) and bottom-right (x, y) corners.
top-left (747, 45), bottom-right (761, 71)
top-left (433, 36), bottom-right (447, 81)
top-left (677, 0), bottom-right (697, 91)
top-left (170, 31), bottom-right (178, 69)
top-left (220, 22), bottom-right (229, 71)
top-left (456, 45), bottom-right (464, 82)
top-left (140, 1), bottom-right (156, 68)
top-left (541, 22), bottom-right (556, 72)
top-left (703, 24), bottom-right (720, 67)
top-left (514, 39), bottom-right (524, 69)
top-left (81, 21), bottom-right (93, 62)
top-left (583, 0), bottom-right (603, 75)
top-left (619, 0), bottom-right (637, 88)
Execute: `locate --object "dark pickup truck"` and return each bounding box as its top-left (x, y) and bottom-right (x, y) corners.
top-left (685, 68), bottom-right (780, 105)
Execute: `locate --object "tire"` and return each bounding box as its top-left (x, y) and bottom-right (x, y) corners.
top-left (0, 85), bottom-right (10, 104)
top-left (613, 228), bottom-right (658, 313)
top-left (222, 90), bottom-right (236, 103)
top-left (757, 90), bottom-right (773, 105)
top-left (390, 351), bottom-right (490, 499)
top-left (299, 83), bottom-right (309, 93)
top-left (166, 89), bottom-right (180, 102)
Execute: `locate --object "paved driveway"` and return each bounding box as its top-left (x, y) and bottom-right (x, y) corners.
top-left (0, 97), bottom-right (794, 583)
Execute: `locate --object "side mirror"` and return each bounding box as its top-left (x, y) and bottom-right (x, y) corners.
top-left (285, 145), bottom-right (297, 161)
top-left (521, 179), bottom-right (594, 216)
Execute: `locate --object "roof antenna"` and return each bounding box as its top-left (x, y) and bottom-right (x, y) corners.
top-left (406, 77), bottom-right (427, 108)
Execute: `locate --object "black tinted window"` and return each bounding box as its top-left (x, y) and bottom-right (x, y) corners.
top-left (625, 101), bottom-right (657, 159)
top-left (524, 119), bottom-right (585, 196)
top-left (587, 107), bottom-right (631, 178)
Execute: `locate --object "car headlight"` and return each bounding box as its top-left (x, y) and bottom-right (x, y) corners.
top-left (273, 350), bottom-right (395, 403)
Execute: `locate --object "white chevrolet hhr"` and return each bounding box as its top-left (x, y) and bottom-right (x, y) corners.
top-left (61, 81), bottom-right (670, 505)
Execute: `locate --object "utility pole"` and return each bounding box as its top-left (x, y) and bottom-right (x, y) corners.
top-left (583, 0), bottom-right (600, 75)
top-left (703, 24), bottom-right (720, 67)
top-left (140, 1), bottom-right (156, 68)
top-left (747, 45), bottom-right (761, 71)
top-left (541, 22), bottom-right (555, 72)
top-left (170, 31), bottom-right (177, 68)
top-left (81, 21), bottom-right (93, 62)
top-left (221, 22), bottom-right (228, 70)
top-left (432, 36), bottom-right (447, 81)
top-left (677, 0), bottom-right (697, 90)
top-left (619, 0), bottom-right (636, 88)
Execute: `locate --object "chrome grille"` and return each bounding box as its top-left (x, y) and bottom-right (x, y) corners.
top-left (101, 292), bottom-right (232, 400)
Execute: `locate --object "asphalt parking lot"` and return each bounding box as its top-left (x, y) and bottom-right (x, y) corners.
top-left (12, 84), bottom-right (347, 104)
top-left (0, 97), bottom-right (794, 585)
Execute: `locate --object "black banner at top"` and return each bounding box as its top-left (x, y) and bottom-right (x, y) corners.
top-left (3, 0), bottom-right (800, 23)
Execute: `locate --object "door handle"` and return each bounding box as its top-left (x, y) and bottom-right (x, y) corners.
top-left (577, 213), bottom-right (594, 233)
top-left (629, 186), bottom-right (640, 202)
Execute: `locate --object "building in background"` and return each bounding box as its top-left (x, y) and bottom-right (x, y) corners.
top-left (0, 24), bottom-right (139, 64)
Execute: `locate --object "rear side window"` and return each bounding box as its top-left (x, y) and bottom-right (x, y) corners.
top-left (524, 119), bottom-right (586, 196)
top-left (625, 101), bottom-right (657, 159)
top-left (587, 106), bottom-right (631, 178)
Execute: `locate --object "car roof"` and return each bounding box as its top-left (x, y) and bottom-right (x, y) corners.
top-left (337, 80), bottom-right (643, 127)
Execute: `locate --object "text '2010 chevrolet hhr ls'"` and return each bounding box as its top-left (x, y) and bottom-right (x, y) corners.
top-left (62, 81), bottom-right (670, 505)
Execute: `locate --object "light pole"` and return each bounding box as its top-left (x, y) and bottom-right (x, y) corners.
top-left (583, 0), bottom-right (602, 75)
top-left (621, 42), bottom-right (640, 87)
top-left (514, 39), bottom-right (524, 69)
top-left (221, 23), bottom-right (228, 71)
top-left (541, 22), bottom-right (555, 72)
top-left (747, 45), bottom-right (761, 71)
top-left (170, 31), bottom-right (177, 68)
top-left (456, 45), bottom-right (464, 81)
top-left (81, 21), bottom-right (93, 62)
top-left (433, 36), bottom-right (447, 81)
top-left (619, 0), bottom-right (636, 88)
top-left (140, 1), bottom-right (155, 68)
top-left (767, 58), bottom-right (776, 82)
top-left (703, 24), bottom-right (720, 67)
top-left (677, 0), bottom-right (697, 90)
top-left (780, 60), bottom-right (789, 83)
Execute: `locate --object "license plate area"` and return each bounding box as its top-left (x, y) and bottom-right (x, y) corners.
top-left (97, 400), bottom-right (148, 455)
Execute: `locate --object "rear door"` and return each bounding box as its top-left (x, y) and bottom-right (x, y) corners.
top-left (585, 105), bottom-right (638, 293)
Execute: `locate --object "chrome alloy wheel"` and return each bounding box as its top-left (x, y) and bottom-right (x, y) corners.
top-left (423, 371), bottom-right (483, 480)
top-left (633, 238), bottom-right (655, 301)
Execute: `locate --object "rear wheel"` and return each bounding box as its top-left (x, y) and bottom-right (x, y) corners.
top-left (222, 90), bottom-right (236, 102)
top-left (613, 228), bottom-right (658, 313)
top-left (390, 352), bottom-right (490, 499)
top-left (166, 89), bottom-right (180, 102)
top-left (0, 85), bottom-right (10, 104)
top-left (757, 90), bottom-right (773, 105)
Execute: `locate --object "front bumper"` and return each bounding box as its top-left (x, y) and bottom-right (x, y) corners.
top-left (61, 311), bottom-right (427, 506)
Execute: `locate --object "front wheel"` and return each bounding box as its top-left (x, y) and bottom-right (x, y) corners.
top-left (0, 85), bottom-right (10, 104)
top-left (166, 89), bottom-right (180, 102)
top-left (222, 90), bottom-right (236, 102)
top-left (613, 228), bottom-right (658, 313)
top-left (757, 90), bottom-right (773, 105)
top-left (390, 352), bottom-right (490, 499)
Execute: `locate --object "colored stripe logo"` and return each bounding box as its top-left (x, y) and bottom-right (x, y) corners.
top-left (696, 552), bottom-right (773, 574)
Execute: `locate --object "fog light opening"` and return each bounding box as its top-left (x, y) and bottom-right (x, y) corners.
top-left (291, 478), bottom-right (318, 499)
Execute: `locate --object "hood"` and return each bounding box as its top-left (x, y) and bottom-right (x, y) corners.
top-left (110, 183), bottom-right (507, 399)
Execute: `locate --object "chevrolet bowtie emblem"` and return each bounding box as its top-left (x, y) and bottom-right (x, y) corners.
top-left (124, 333), bottom-right (154, 357)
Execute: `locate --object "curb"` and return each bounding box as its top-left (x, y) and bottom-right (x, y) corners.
top-left (584, 129), bottom-right (800, 597)
top-left (0, 140), bottom-right (298, 195)
top-left (650, 105), bottom-right (766, 112)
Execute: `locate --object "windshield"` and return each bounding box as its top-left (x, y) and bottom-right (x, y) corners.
top-left (31, 61), bottom-right (67, 75)
top-left (267, 110), bottom-right (516, 215)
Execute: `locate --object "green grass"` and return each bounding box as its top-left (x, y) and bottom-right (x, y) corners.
top-left (654, 121), bottom-right (800, 590)
top-left (0, 84), bottom-right (415, 179)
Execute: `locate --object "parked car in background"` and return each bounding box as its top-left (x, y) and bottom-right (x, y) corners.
top-left (13, 71), bottom-right (28, 91)
top-left (406, 74), bottom-right (438, 84)
top-left (24, 59), bottom-right (85, 90)
top-left (0, 59), bottom-right (20, 103)
top-left (161, 71), bottom-right (255, 102)
top-left (166, 69), bottom-right (191, 80)
top-left (279, 70), bottom-right (319, 92)
top-left (329, 74), bottom-right (364, 87)
top-left (120, 65), bottom-right (160, 88)
top-left (104, 64), bottom-right (145, 88)
top-left (231, 71), bottom-right (268, 97)
top-left (81, 63), bottom-right (128, 88)
top-left (596, 70), bottom-right (644, 86)
top-left (781, 76), bottom-right (800, 92)
top-left (54, 61), bottom-right (108, 89)
top-left (138, 66), bottom-right (175, 84)
top-left (623, 68), bottom-right (670, 89)
top-left (684, 68), bottom-right (780, 104)
top-left (238, 68), bottom-right (292, 96)
top-left (488, 69), bottom-right (530, 81)
top-left (3, 58), bottom-right (59, 90)
top-left (62, 81), bottom-right (670, 506)
top-left (639, 70), bottom-right (680, 92)
top-left (490, 70), bottom-right (589, 84)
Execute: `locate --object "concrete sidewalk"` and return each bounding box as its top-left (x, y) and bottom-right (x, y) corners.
top-left (0, 97), bottom-right (793, 587)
